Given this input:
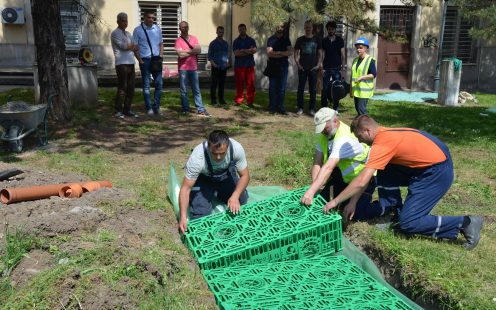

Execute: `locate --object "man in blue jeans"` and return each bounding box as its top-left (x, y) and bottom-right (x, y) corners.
top-left (266, 24), bottom-right (292, 115)
top-left (321, 21), bottom-right (345, 110)
top-left (294, 20), bottom-right (322, 116)
top-left (133, 10), bottom-right (163, 115)
top-left (175, 21), bottom-right (210, 117)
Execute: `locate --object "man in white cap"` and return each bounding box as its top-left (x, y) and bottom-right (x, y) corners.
top-left (300, 107), bottom-right (389, 220)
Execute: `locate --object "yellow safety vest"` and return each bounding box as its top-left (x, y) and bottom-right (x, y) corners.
top-left (317, 121), bottom-right (369, 183)
top-left (351, 55), bottom-right (375, 99)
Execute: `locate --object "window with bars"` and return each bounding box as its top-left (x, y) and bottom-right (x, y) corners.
top-left (441, 6), bottom-right (477, 64)
top-left (138, 1), bottom-right (181, 64)
top-left (379, 7), bottom-right (414, 37)
top-left (59, 0), bottom-right (82, 51)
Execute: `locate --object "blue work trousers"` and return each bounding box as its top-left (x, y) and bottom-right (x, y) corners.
top-left (189, 169), bottom-right (248, 220)
top-left (322, 168), bottom-right (389, 221)
top-left (376, 131), bottom-right (464, 239)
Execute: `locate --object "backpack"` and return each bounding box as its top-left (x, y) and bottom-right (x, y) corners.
top-left (327, 79), bottom-right (349, 102)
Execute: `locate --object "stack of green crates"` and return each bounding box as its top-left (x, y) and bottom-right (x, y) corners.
top-left (203, 256), bottom-right (414, 310)
top-left (183, 187), bottom-right (413, 309)
top-left (183, 187), bottom-right (343, 270)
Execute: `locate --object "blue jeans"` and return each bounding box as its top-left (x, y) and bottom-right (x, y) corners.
top-left (321, 68), bottom-right (341, 110)
top-left (297, 69), bottom-right (317, 111)
top-left (139, 58), bottom-right (163, 112)
top-left (179, 70), bottom-right (206, 113)
top-left (268, 64), bottom-right (288, 113)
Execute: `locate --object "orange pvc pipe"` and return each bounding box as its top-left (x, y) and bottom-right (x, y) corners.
top-left (1, 183), bottom-right (68, 204)
top-left (1, 180), bottom-right (113, 204)
top-left (59, 183), bottom-right (83, 198)
top-left (81, 180), bottom-right (112, 193)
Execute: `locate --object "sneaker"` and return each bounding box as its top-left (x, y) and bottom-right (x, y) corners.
top-left (147, 109), bottom-right (154, 115)
top-left (461, 216), bottom-right (483, 250)
top-left (115, 112), bottom-right (124, 119)
top-left (154, 110), bottom-right (163, 116)
top-left (124, 111), bottom-right (138, 118)
top-left (181, 110), bottom-right (190, 116)
top-left (296, 108), bottom-right (303, 115)
top-left (309, 109), bottom-right (316, 116)
top-left (197, 111), bottom-right (211, 117)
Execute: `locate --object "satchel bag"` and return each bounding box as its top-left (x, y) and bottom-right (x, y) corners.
top-left (141, 23), bottom-right (163, 73)
top-left (263, 59), bottom-right (281, 78)
top-left (150, 56), bottom-right (163, 73)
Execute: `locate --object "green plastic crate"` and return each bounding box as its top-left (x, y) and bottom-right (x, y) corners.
top-left (184, 187), bottom-right (342, 270)
top-left (203, 255), bottom-right (414, 310)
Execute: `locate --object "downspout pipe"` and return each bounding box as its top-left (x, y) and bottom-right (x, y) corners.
top-left (227, 0), bottom-right (233, 66)
top-left (433, 0), bottom-right (448, 91)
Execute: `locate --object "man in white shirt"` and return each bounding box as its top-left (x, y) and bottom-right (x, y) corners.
top-left (110, 12), bottom-right (138, 118)
top-left (300, 108), bottom-right (390, 221)
top-left (178, 130), bottom-right (250, 233)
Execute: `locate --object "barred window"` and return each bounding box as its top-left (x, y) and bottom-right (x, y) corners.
top-left (441, 6), bottom-right (477, 64)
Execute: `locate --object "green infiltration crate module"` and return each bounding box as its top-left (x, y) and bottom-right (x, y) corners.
top-left (184, 187), bottom-right (342, 270)
top-left (203, 255), bottom-right (414, 310)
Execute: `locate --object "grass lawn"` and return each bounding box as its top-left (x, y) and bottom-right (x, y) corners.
top-left (0, 86), bottom-right (494, 309)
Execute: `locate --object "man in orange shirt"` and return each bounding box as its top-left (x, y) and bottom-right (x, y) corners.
top-left (323, 115), bottom-right (483, 250)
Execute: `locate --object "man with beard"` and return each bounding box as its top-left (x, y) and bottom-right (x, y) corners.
top-left (300, 108), bottom-right (389, 221)
top-left (266, 24), bottom-right (292, 115)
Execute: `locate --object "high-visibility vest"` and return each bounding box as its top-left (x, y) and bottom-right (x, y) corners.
top-left (351, 55), bottom-right (375, 99)
top-left (317, 121), bottom-right (369, 183)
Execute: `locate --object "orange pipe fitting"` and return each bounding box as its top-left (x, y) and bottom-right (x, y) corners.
top-left (1, 180), bottom-right (113, 204)
top-left (59, 183), bottom-right (83, 198)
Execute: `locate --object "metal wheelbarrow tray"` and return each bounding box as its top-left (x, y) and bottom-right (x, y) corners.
top-left (0, 101), bottom-right (49, 153)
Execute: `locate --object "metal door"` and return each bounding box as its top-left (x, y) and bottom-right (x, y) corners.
top-left (377, 7), bottom-right (414, 89)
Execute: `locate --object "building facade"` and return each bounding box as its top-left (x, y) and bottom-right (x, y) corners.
top-left (0, 0), bottom-right (494, 91)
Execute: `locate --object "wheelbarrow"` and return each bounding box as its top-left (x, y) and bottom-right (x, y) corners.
top-left (0, 95), bottom-right (53, 153)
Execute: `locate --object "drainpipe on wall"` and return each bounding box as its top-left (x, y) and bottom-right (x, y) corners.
top-left (433, 0), bottom-right (448, 91)
top-left (227, 0), bottom-right (233, 66)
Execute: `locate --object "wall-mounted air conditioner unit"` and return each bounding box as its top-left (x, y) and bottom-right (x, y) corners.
top-left (1, 7), bottom-right (25, 24)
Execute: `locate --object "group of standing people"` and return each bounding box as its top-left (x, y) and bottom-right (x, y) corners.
top-left (111, 12), bottom-right (378, 118)
top-left (111, 11), bottom-right (211, 119)
top-left (207, 20), bottom-right (377, 116)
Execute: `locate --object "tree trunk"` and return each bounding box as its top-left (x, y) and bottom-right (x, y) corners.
top-left (31, 0), bottom-right (71, 122)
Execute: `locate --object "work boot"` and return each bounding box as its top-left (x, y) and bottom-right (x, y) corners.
top-left (461, 216), bottom-right (484, 250)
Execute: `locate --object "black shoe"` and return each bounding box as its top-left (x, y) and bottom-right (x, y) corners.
top-left (461, 216), bottom-right (484, 250)
top-left (278, 111), bottom-right (288, 116)
top-left (269, 111), bottom-right (276, 115)
top-left (124, 111), bottom-right (139, 118)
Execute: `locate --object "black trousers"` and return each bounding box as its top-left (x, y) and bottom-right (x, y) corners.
top-left (210, 67), bottom-right (227, 104)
